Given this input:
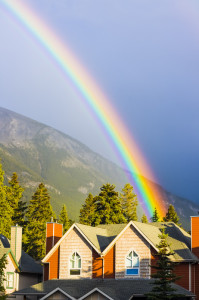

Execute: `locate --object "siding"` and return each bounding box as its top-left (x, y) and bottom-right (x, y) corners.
top-left (174, 263), bottom-right (189, 291)
top-left (104, 246), bottom-right (115, 279)
top-left (59, 228), bottom-right (92, 279)
top-left (92, 246), bottom-right (115, 279)
top-left (4, 253), bottom-right (17, 294)
top-left (115, 225), bottom-right (151, 279)
top-left (92, 250), bottom-right (103, 278)
top-left (47, 248), bottom-right (60, 280)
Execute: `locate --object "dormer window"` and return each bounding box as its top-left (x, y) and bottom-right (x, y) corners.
top-left (70, 252), bottom-right (81, 275)
top-left (125, 250), bottom-right (139, 276)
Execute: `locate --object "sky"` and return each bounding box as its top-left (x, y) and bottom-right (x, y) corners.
top-left (0, 0), bottom-right (199, 204)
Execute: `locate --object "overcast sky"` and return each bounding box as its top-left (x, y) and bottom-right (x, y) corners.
top-left (0, 0), bottom-right (199, 204)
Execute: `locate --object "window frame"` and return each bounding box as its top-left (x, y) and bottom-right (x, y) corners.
top-left (6, 272), bottom-right (14, 289)
top-left (69, 252), bottom-right (82, 276)
top-left (125, 250), bottom-right (140, 276)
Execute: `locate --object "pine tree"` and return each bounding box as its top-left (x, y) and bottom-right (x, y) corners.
top-left (24, 183), bottom-right (55, 260)
top-left (6, 172), bottom-right (26, 226)
top-left (79, 193), bottom-right (96, 226)
top-left (0, 254), bottom-right (7, 300)
top-left (146, 229), bottom-right (181, 300)
top-left (93, 184), bottom-right (126, 226)
top-left (0, 164), bottom-right (13, 238)
top-left (151, 208), bottom-right (160, 222)
top-left (120, 183), bottom-right (138, 221)
top-left (58, 205), bottom-right (70, 234)
top-left (141, 214), bottom-right (148, 223)
top-left (163, 204), bottom-right (180, 226)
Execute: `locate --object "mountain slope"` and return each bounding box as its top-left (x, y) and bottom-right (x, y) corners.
top-left (0, 107), bottom-right (198, 229)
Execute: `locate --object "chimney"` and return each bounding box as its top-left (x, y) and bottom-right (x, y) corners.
top-left (46, 222), bottom-right (63, 254)
top-left (11, 225), bottom-right (22, 265)
top-left (191, 216), bottom-right (199, 258)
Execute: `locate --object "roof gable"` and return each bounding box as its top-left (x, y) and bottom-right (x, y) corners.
top-left (42, 221), bottom-right (196, 263)
top-left (78, 288), bottom-right (114, 300)
top-left (0, 248), bottom-right (20, 271)
top-left (40, 287), bottom-right (75, 300)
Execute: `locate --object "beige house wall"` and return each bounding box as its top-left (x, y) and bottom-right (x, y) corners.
top-left (4, 253), bottom-right (18, 294)
top-left (115, 225), bottom-right (151, 279)
top-left (59, 228), bottom-right (92, 279)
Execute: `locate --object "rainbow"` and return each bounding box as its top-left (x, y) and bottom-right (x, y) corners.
top-left (1, 0), bottom-right (167, 218)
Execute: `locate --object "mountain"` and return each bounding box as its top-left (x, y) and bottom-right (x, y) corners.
top-left (0, 107), bottom-right (198, 230)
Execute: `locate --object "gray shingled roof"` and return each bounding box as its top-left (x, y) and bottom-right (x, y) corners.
top-left (13, 279), bottom-right (195, 299)
top-left (0, 234), bottom-right (42, 274)
top-left (76, 223), bottom-right (126, 252)
top-left (76, 222), bottom-right (197, 262)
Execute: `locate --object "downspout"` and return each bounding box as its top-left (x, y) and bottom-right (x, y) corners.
top-left (102, 256), bottom-right (104, 279)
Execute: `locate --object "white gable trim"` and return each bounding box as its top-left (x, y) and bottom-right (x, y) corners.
top-left (102, 221), bottom-right (159, 256)
top-left (42, 223), bottom-right (100, 263)
top-left (78, 287), bottom-right (114, 300)
top-left (40, 287), bottom-right (75, 300)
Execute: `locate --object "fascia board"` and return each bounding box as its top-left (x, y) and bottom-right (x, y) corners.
top-left (42, 223), bottom-right (101, 263)
top-left (102, 221), bottom-right (159, 256)
top-left (40, 287), bottom-right (75, 300)
top-left (78, 288), bottom-right (114, 300)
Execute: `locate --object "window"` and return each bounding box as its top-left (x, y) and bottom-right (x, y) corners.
top-left (6, 272), bottom-right (14, 289)
top-left (125, 250), bottom-right (139, 276)
top-left (69, 252), bottom-right (81, 275)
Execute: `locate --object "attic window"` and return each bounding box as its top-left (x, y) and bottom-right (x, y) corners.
top-left (125, 250), bottom-right (139, 276)
top-left (69, 252), bottom-right (81, 275)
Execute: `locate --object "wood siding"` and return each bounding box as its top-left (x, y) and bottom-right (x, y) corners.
top-left (92, 250), bottom-right (103, 278)
top-left (191, 217), bottom-right (199, 258)
top-left (104, 246), bottom-right (115, 278)
top-left (59, 228), bottom-right (92, 279)
top-left (92, 246), bottom-right (115, 278)
top-left (115, 225), bottom-right (151, 278)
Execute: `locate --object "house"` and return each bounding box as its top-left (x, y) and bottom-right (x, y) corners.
top-left (0, 225), bottom-right (42, 296)
top-left (13, 216), bottom-right (199, 299)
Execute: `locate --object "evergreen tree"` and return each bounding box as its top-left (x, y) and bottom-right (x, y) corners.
top-left (163, 204), bottom-right (180, 226)
top-left (146, 229), bottom-right (181, 300)
top-left (93, 184), bottom-right (126, 226)
top-left (0, 254), bottom-right (7, 300)
top-left (24, 183), bottom-right (55, 260)
top-left (79, 193), bottom-right (96, 226)
top-left (120, 183), bottom-right (138, 221)
top-left (6, 172), bottom-right (26, 226)
top-left (141, 214), bottom-right (148, 223)
top-left (151, 208), bottom-right (160, 222)
top-left (0, 164), bottom-right (13, 238)
top-left (58, 204), bottom-right (70, 234)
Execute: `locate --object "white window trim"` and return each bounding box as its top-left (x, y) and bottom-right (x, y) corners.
top-left (125, 249), bottom-right (140, 277)
top-left (69, 251), bottom-right (82, 276)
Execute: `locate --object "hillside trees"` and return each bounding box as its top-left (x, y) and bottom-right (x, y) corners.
top-left (163, 204), bottom-right (180, 226)
top-left (58, 204), bottom-right (70, 234)
top-left (6, 172), bottom-right (27, 227)
top-left (24, 183), bottom-right (55, 260)
top-left (151, 208), bottom-right (160, 222)
top-left (120, 183), bottom-right (138, 221)
top-left (92, 184), bottom-right (126, 225)
top-left (0, 164), bottom-right (13, 238)
top-left (141, 214), bottom-right (148, 223)
top-left (79, 193), bottom-right (96, 225)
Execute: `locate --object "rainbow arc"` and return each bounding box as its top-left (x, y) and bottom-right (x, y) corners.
top-left (1, 0), bottom-right (167, 218)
